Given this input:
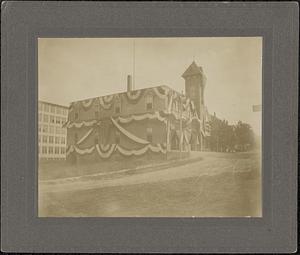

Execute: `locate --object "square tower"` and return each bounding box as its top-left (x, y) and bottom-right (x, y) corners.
top-left (182, 61), bottom-right (206, 118)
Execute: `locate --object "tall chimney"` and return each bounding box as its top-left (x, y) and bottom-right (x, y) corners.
top-left (127, 75), bottom-right (133, 92)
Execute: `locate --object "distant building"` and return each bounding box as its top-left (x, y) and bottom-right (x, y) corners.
top-left (38, 101), bottom-right (68, 160)
top-left (65, 61), bottom-right (211, 164)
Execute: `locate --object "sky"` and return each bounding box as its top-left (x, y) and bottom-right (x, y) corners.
top-left (38, 37), bottom-right (262, 135)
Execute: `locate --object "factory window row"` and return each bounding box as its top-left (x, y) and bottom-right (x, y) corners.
top-left (38, 124), bottom-right (66, 135)
top-left (39, 113), bottom-right (67, 124)
top-left (39, 146), bottom-right (66, 155)
top-left (39, 135), bottom-right (66, 144)
top-left (38, 103), bottom-right (68, 115)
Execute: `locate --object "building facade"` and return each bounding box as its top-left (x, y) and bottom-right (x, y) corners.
top-left (38, 101), bottom-right (68, 160)
top-left (65, 61), bottom-right (211, 164)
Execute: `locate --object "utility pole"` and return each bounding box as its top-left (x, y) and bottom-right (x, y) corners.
top-left (132, 39), bottom-right (136, 90)
top-left (166, 118), bottom-right (170, 160)
top-left (179, 96), bottom-right (183, 159)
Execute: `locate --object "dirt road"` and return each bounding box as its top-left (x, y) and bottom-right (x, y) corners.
top-left (39, 152), bottom-right (261, 217)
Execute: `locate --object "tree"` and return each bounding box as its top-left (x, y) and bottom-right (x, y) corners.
top-left (234, 121), bottom-right (255, 151)
top-left (208, 115), bottom-right (255, 152)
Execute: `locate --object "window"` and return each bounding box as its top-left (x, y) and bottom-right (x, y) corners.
top-left (48, 147), bottom-right (53, 154)
top-left (115, 131), bottom-right (120, 144)
top-left (147, 127), bottom-right (153, 142)
top-left (55, 137), bottom-right (60, 144)
top-left (115, 106), bottom-right (120, 114)
top-left (56, 116), bottom-right (61, 124)
top-left (44, 104), bottom-right (49, 112)
top-left (49, 125), bottom-right (54, 134)
top-left (42, 135), bottom-right (48, 143)
top-left (38, 125), bottom-right (41, 132)
top-left (61, 128), bottom-right (66, 135)
top-left (75, 112), bottom-right (79, 120)
top-left (55, 147), bottom-right (59, 154)
top-left (42, 125), bottom-right (48, 133)
top-left (61, 117), bottom-right (66, 124)
top-left (42, 146), bottom-right (47, 154)
top-left (115, 97), bottom-right (121, 114)
top-left (95, 111), bottom-right (99, 119)
top-left (74, 133), bottom-right (78, 143)
top-left (38, 102), bottom-right (42, 111)
top-left (61, 147), bottom-right (65, 154)
top-left (50, 115), bottom-right (55, 124)
top-left (56, 127), bottom-right (60, 134)
top-left (56, 107), bottom-right (61, 114)
top-left (146, 94), bottom-right (153, 110)
top-left (49, 136), bottom-right (54, 143)
top-left (175, 101), bottom-right (179, 112)
top-left (39, 113), bottom-right (42, 122)
top-left (38, 135), bottom-right (41, 143)
top-left (43, 114), bottom-right (48, 123)
top-left (50, 105), bottom-right (55, 113)
top-left (62, 109), bottom-right (67, 115)
top-left (61, 137), bottom-right (65, 144)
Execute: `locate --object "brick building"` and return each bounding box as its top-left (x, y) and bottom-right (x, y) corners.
top-left (65, 61), bottom-right (211, 164)
top-left (38, 101), bottom-right (68, 160)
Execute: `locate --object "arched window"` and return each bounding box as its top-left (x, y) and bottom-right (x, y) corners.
top-left (146, 94), bottom-right (154, 110)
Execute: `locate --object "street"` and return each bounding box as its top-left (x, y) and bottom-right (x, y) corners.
top-left (39, 151), bottom-right (261, 217)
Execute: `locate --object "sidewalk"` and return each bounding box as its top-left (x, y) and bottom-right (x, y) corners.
top-left (40, 153), bottom-right (203, 185)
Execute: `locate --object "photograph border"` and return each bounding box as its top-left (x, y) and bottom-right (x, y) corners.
top-left (1, 2), bottom-right (298, 253)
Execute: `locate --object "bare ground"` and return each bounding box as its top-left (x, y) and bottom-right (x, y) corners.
top-left (38, 151), bottom-right (261, 217)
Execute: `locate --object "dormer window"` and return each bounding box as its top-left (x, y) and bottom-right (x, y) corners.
top-left (146, 94), bottom-right (153, 110)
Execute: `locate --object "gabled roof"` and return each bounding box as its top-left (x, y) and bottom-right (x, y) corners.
top-left (182, 61), bottom-right (203, 78)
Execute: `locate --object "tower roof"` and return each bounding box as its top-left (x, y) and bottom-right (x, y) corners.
top-left (182, 61), bottom-right (203, 78)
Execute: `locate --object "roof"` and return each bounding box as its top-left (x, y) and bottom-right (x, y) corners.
top-left (70, 85), bottom-right (180, 104)
top-left (39, 100), bottom-right (69, 109)
top-left (182, 61), bottom-right (203, 78)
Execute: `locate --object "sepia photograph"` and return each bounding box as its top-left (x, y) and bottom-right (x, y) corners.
top-left (38, 37), bottom-right (262, 217)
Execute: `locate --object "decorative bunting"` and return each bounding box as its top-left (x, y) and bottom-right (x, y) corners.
top-left (111, 117), bottom-right (150, 145)
top-left (103, 94), bottom-right (114, 104)
top-left (126, 89), bottom-right (142, 100)
top-left (81, 98), bottom-right (95, 109)
top-left (167, 93), bottom-right (173, 113)
top-left (76, 128), bottom-right (94, 145)
top-left (66, 143), bottom-right (166, 158)
top-left (67, 120), bottom-right (98, 129)
top-left (66, 145), bottom-right (95, 156)
top-left (74, 145), bottom-right (95, 155)
top-left (96, 144), bottom-right (116, 159)
top-left (124, 89), bottom-right (145, 104)
top-left (99, 97), bottom-right (113, 110)
top-left (116, 111), bottom-right (166, 124)
top-left (153, 87), bottom-right (167, 99)
top-left (66, 145), bottom-right (74, 156)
